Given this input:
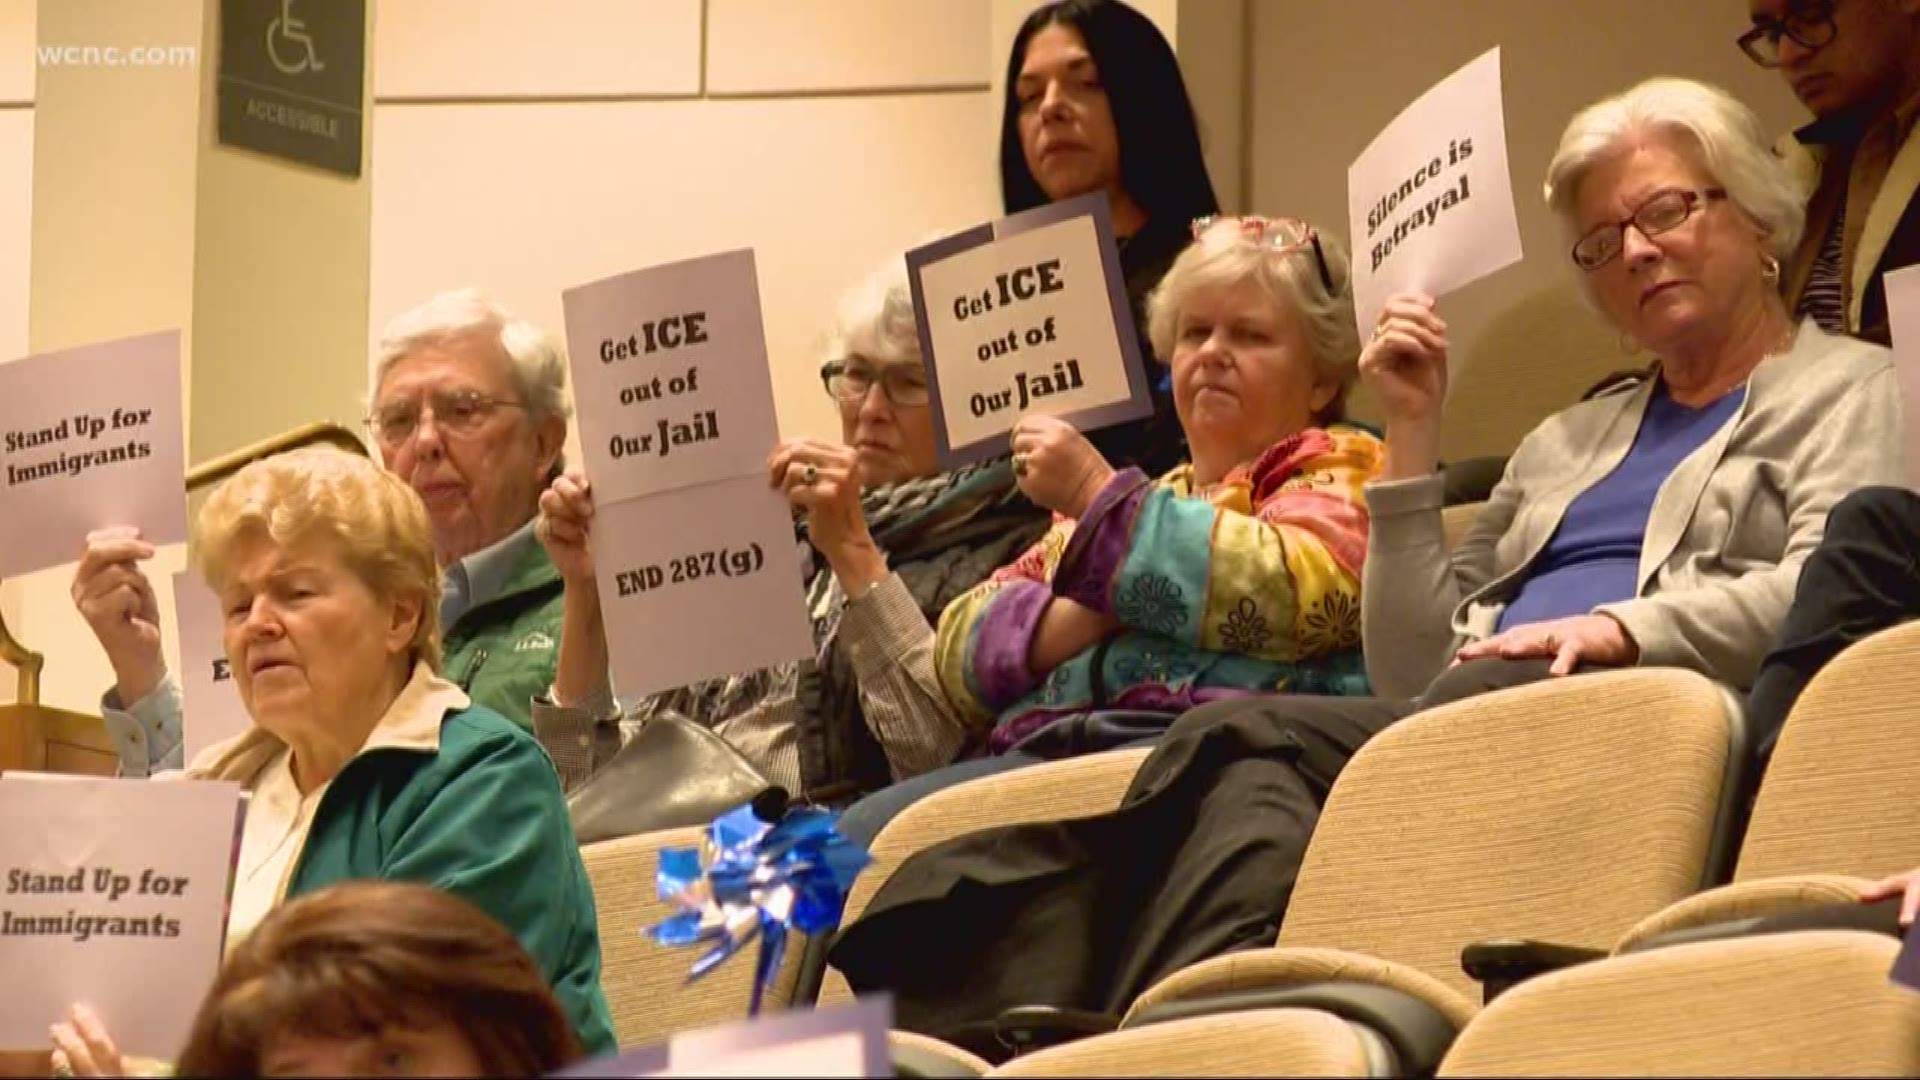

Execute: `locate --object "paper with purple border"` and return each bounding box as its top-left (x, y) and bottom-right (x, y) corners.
top-left (1347, 47), bottom-right (1523, 341)
top-left (552, 996), bottom-right (891, 1078)
top-left (588, 475), bottom-right (812, 701)
top-left (173, 569), bottom-right (253, 764)
top-left (0, 776), bottom-right (242, 1059)
top-left (0, 331), bottom-right (187, 579)
top-left (1892, 914), bottom-right (1920, 991)
top-left (1884, 265), bottom-right (1920, 489)
top-left (563, 250), bottom-right (783, 505)
top-left (909, 192), bottom-right (1152, 468)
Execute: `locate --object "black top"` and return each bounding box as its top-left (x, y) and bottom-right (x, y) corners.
top-left (1085, 215), bottom-right (1191, 479)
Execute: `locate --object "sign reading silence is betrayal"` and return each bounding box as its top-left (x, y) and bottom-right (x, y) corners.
top-left (562, 251), bottom-right (813, 700)
top-left (0, 332), bottom-right (188, 580)
top-left (909, 192), bottom-right (1153, 467)
top-left (0, 776), bottom-right (243, 1059)
top-left (1347, 47), bottom-right (1524, 340)
top-left (217, 0), bottom-right (367, 177)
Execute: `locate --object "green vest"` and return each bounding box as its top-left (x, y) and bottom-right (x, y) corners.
top-left (441, 537), bottom-right (566, 731)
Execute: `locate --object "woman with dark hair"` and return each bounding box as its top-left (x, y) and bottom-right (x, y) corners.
top-left (1002, 0), bottom-right (1221, 477)
top-left (170, 881), bottom-right (584, 1078)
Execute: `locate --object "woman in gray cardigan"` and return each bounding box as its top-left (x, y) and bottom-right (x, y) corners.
top-left (826, 76), bottom-right (1906, 1050)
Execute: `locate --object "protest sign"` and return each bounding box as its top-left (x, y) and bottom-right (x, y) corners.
top-left (0, 332), bottom-right (187, 579)
top-left (1884, 265), bottom-right (1920, 488)
top-left (562, 252), bottom-right (813, 698)
top-left (0, 776), bottom-right (242, 1058)
top-left (173, 570), bottom-right (252, 764)
top-left (909, 192), bottom-right (1151, 466)
top-left (1347, 48), bottom-right (1524, 337)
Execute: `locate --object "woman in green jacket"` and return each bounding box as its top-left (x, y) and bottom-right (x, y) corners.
top-left (51, 447), bottom-right (615, 1072)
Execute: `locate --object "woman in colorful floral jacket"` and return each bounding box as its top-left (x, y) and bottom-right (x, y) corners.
top-left (838, 214), bottom-right (1383, 843)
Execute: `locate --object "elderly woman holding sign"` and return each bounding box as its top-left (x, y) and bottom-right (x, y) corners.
top-left (834, 214), bottom-right (1384, 844)
top-left (825, 78), bottom-right (1906, 1048)
top-left (48, 448), bottom-right (614, 1075)
top-left (534, 262), bottom-right (1052, 810)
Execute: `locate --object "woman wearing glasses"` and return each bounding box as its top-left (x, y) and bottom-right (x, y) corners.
top-left (832, 214), bottom-right (1383, 845)
top-left (533, 262), bottom-right (1051, 806)
top-left (826, 78), bottom-right (1903, 1055)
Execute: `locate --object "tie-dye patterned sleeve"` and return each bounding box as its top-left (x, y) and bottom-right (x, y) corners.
top-left (934, 517), bottom-right (1076, 725)
top-left (1052, 426), bottom-right (1383, 662)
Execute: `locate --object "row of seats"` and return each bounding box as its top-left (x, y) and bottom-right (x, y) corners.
top-left (578, 610), bottom-right (1920, 1074)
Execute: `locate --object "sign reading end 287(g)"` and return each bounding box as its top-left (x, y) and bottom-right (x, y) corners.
top-left (908, 193), bottom-right (1152, 468)
top-left (217, 0), bottom-right (366, 177)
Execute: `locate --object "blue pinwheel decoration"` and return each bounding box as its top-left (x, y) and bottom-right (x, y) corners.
top-left (649, 802), bottom-right (871, 1015)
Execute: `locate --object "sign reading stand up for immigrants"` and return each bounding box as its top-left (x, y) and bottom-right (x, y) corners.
top-left (1347, 47), bottom-right (1524, 339)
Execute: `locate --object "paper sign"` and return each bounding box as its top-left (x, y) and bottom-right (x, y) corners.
top-left (563, 250), bottom-right (784, 505)
top-left (1347, 48), bottom-right (1524, 337)
top-left (909, 192), bottom-right (1152, 467)
top-left (555, 996), bottom-right (892, 1078)
top-left (0, 332), bottom-right (187, 579)
top-left (173, 570), bottom-right (253, 764)
top-left (0, 776), bottom-right (242, 1058)
top-left (1885, 265), bottom-right (1920, 488)
top-left (589, 476), bottom-right (813, 700)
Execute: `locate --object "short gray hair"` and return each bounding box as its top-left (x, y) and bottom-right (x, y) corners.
top-left (371, 289), bottom-right (573, 424)
top-left (821, 259), bottom-right (923, 371)
top-left (1544, 77), bottom-right (1807, 263)
top-left (1146, 218), bottom-right (1361, 423)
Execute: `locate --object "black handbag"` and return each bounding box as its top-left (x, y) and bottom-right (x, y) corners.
top-left (566, 713), bottom-right (780, 845)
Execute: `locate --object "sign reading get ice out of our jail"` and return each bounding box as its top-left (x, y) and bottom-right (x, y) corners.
top-left (1347, 47), bottom-right (1524, 338)
top-left (908, 192), bottom-right (1152, 467)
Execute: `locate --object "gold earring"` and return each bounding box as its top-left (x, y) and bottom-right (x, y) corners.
top-left (1761, 253), bottom-right (1781, 286)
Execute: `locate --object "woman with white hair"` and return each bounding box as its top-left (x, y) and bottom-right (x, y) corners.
top-left (826, 78), bottom-right (1905, 1059)
top-left (833, 214), bottom-right (1384, 845)
top-left (534, 260), bottom-right (1053, 808)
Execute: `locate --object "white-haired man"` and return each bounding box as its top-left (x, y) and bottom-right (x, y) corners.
top-left (72, 290), bottom-right (573, 775)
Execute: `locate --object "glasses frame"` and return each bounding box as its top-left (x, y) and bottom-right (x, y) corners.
top-left (1570, 187), bottom-right (1728, 272)
top-left (819, 359), bottom-right (932, 407)
top-left (364, 388), bottom-right (527, 446)
top-left (1191, 215), bottom-right (1336, 295)
top-left (1736, 1), bottom-right (1837, 68)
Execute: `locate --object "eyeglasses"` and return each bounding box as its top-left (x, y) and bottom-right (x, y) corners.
top-left (820, 359), bottom-right (932, 407)
top-left (1570, 188), bottom-right (1727, 271)
top-left (365, 389), bottom-right (526, 446)
top-left (1191, 215), bottom-right (1337, 294)
top-left (1737, 0), bottom-right (1837, 67)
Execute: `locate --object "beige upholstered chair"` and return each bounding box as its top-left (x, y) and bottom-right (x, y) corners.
top-left (818, 747), bottom-right (1152, 1008)
top-left (1439, 931), bottom-right (1920, 1076)
top-left (988, 1009), bottom-right (1389, 1078)
top-left (1122, 669), bottom-right (1743, 1029)
top-left (1616, 620), bottom-right (1920, 951)
top-left (870, 669), bottom-right (1746, 1077)
top-left (580, 826), bottom-right (806, 1049)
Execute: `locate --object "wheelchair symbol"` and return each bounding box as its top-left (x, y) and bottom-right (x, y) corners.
top-left (267, 0), bottom-right (326, 76)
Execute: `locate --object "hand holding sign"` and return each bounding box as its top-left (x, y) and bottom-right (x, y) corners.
top-left (1010, 414), bottom-right (1114, 518)
top-left (70, 528), bottom-right (166, 708)
top-left (1347, 48), bottom-right (1523, 343)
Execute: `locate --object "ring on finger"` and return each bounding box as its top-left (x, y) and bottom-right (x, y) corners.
top-left (1012, 452), bottom-right (1030, 478)
top-left (800, 463), bottom-right (819, 486)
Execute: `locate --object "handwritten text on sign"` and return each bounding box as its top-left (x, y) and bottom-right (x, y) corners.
top-left (563, 249), bottom-right (781, 505)
top-left (0, 776), bottom-right (242, 1059)
top-left (1346, 47), bottom-right (1523, 340)
top-left (910, 193), bottom-right (1150, 466)
top-left (0, 331), bottom-right (187, 579)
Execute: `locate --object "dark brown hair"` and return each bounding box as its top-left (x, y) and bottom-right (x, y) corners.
top-left (175, 880), bottom-right (584, 1078)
